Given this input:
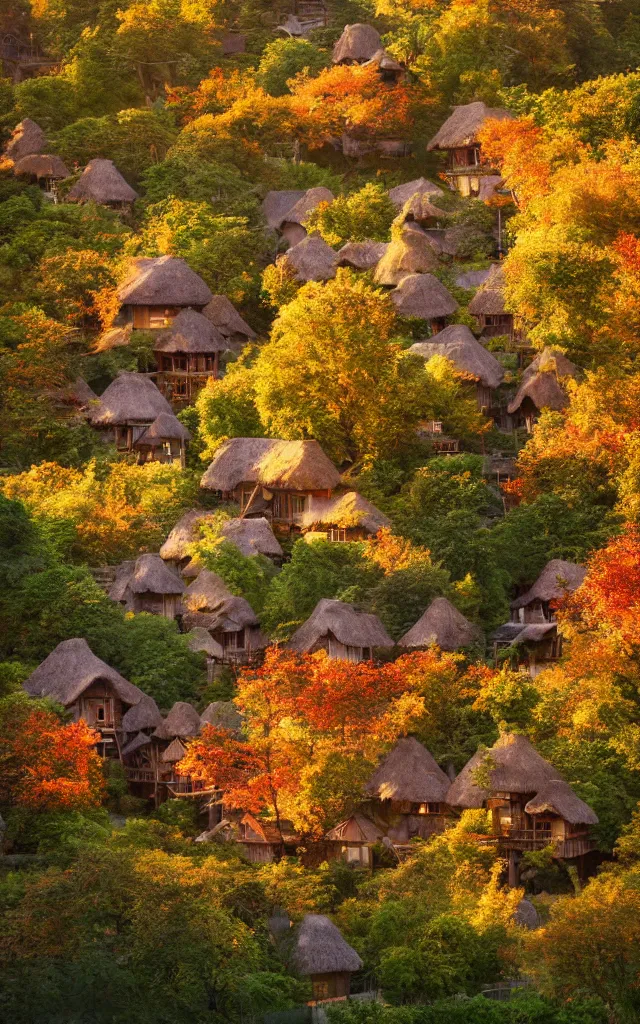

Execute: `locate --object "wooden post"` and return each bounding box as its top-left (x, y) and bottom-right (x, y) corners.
top-left (508, 849), bottom-right (519, 888)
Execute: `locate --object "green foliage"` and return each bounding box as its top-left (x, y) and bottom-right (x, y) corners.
top-left (305, 183), bottom-right (396, 247)
top-left (196, 349), bottom-right (263, 461)
top-left (257, 38), bottom-right (330, 97)
top-left (195, 538), bottom-right (278, 615)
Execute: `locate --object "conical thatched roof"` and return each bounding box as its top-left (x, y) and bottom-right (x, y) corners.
top-left (201, 700), bottom-right (243, 733)
top-left (293, 915), bottom-right (363, 975)
top-left (301, 490), bottom-right (390, 535)
top-left (337, 240), bottom-right (388, 270)
top-left (391, 274), bottom-right (458, 321)
top-left (154, 308), bottom-right (230, 354)
top-left (134, 412), bottom-right (191, 446)
top-left (182, 569), bottom-right (234, 613)
top-left (88, 371), bottom-right (173, 427)
top-left (400, 193), bottom-right (448, 226)
top-left (66, 158), bottom-right (138, 204)
top-left (23, 638), bottom-right (143, 708)
top-left (288, 598), bottom-right (393, 653)
top-left (202, 295), bottom-right (256, 340)
top-left (3, 119), bottom-right (46, 163)
top-left (398, 597), bottom-right (481, 651)
top-left (200, 437), bottom-right (276, 492)
top-left (117, 256), bottom-right (212, 307)
top-left (278, 234), bottom-right (337, 282)
top-left (155, 701), bottom-right (201, 740)
top-left (121, 693), bottom-right (164, 733)
top-left (280, 187), bottom-right (334, 228)
top-left (121, 731), bottom-right (152, 758)
top-left (13, 153), bottom-right (70, 180)
top-left (186, 627), bottom-right (224, 660)
top-left (160, 509), bottom-right (218, 562)
top-left (325, 813), bottom-right (383, 843)
top-left (365, 736), bottom-right (450, 803)
top-left (468, 264), bottom-right (507, 316)
top-left (332, 23), bottom-right (382, 63)
top-left (511, 559), bottom-right (586, 611)
top-left (409, 323), bottom-right (502, 388)
top-left (125, 554), bottom-right (185, 596)
top-left (373, 230), bottom-right (440, 286)
top-left (201, 437), bottom-right (340, 492)
top-left (262, 190), bottom-right (305, 231)
top-left (524, 780), bottom-right (598, 825)
top-left (93, 323), bottom-right (133, 353)
top-left (507, 371), bottom-right (570, 415)
top-left (447, 733), bottom-right (564, 807)
top-left (363, 48), bottom-right (404, 73)
top-left (522, 348), bottom-right (578, 383)
top-left (220, 517), bottom-right (283, 558)
top-left (427, 102), bottom-right (513, 151)
top-left (388, 178), bottom-right (443, 207)
top-left (162, 737), bottom-right (187, 762)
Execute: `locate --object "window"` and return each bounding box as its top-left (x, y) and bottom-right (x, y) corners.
top-left (291, 494), bottom-right (306, 517)
top-left (223, 630), bottom-right (245, 650)
top-left (346, 846), bottom-right (361, 863)
top-left (97, 705), bottom-right (105, 722)
top-left (328, 527), bottom-right (347, 542)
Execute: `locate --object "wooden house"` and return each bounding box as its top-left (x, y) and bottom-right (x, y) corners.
top-left (154, 701), bottom-right (208, 797)
top-left (511, 559), bottom-right (586, 625)
top-left (109, 553), bottom-right (185, 618)
top-left (13, 153), bottom-right (69, 201)
top-left (468, 265), bottom-right (514, 341)
top-left (292, 914), bottom-right (363, 1001)
top-left (507, 349), bottom-right (578, 432)
top-left (388, 178), bottom-right (443, 208)
top-left (364, 736), bottom-right (451, 842)
top-left (276, 187), bottom-right (335, 247)
top-left (23, 638), bottom-right (145, 759)
top-left (238, 812), bottom-right (299, 863)
top-left (181, 569), bottom-right (266, 663)
top-left (398, 596), bottom-right (481, 652)
top-left (287, 598), bottom-right (393, 662)
top-left (324, 813), bottom-right (383, 867)
top-left (121, 694), bottom-right (165, 800)
top-left (300, 490), bottom-right (390, 542)
top-left (391, 273), bottom-right (459, 334)
top-left (154, 307), bottom-right (234, 402)
top-left (336, 240), bottom-right (388, 271)
top-left (332, 23), bottom-right (381, 64)
top-left (87, 370), bottom-right (175, 453)
top-left (447, 732), bottom-right (599, 885)
top-left (202, 294), bottom-right (257, 348)
top-left (1, 118), bottom-right (46, 164)
top-left (66, 158), bottom-right (138, 210)
top-left (116, 256), bottom-right (213, 330)
top-left (373, 228), bottom-right (440, 287)
top-left (491, 621), bottom-right (562, 678)
top-left (276, 233), bottom-right (338, 283)
top-left (427, 101), bottom-right (513, 197)
top-left (409, 323), bottom-right (503, 408)
top-left (132, 411), bottom-right (190, 466)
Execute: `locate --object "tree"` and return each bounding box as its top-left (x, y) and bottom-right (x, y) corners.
top-left (305, 184), bottom-right (396, 248)
top-left (257, 38), bottom-right (330, 97)
top-left (196, 349), bottom-right (263, 461)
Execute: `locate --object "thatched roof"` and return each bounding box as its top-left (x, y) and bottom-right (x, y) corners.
top-left (88, 371), bottom-right (173, 427)
top-left (220, 517), bottom-right (283, 558)
top-left (67, 158), bottom-right (138, 204)
top-left (288, 598), bottom-right (393, 653)
top-left (511, 560), bottom-right (586, 611)
top-left (202, 295), bottom-right (256, 340)
top-left (3, 119), bottom-right (46, 163)
top-left (186, 627), bottom-right (224, 660)
top-left (183, 600), bottom-right (260, 636)
top-left (400, 193), bottom-right (448, 226)
top-left (373, 230), bottom-right (440, 286)
top-left (363, 48), bottom-right (404, 73)
top-left (522, 348), bottom-right (578, 383)
top-left (155, 701), bottom-right (201, 740)
top-left (391, 274), bottom-right (458, 321)
top-left (301, 491), bottom-right (390, 535)
top-left (70, 377), bottom-right (98, 408)
top-left (134, 412), bottom-right (191, 446)
top-left (262, 190), bottom-right (305, 231)
top-left (117, 256), bottom-right (212, 307)
top-left (278, 234), bottom-right (337, 282)
top-left (409, 323), bottom-right (503, 388)
top-left (181, 569), bottom-right (233, 612)
top-left (280, 187), bottom-right (334, 228)
top-left (13, 153), bottom-right (70, 180)
top-left (468, 264), bottom-right (507, 316)
top-left (122, 554), bottom-right (185, 596)
top-left (154, 308), bottom-right (230, 354)
top-left (24, 637), bottom-right (143, 708)
top-left (427, 102), bottom-right (513, 151)
top-left (398, 597), bottom-right (481, 651)
top-left (507, 371), bottom-right (570, 415)
top-left (121, 694), bottom-right (164, 733)
top-left (332, 23), bottom-right (382, 63)
top-left (201, 437), bottom-right (275, 491)
top-left (293, 915), bottom-right (363, 976)
top-left (337, 241), bottom-right (388, 270)
top-left (201, 700), bottom-right (243, 733)
top-left (365, 736), bottom-right (450, 803)
top-left (162, 737), bottom-right (187, 762)
top-left (325, 813), bottom-right (383, 843)
top-left (524, 780), bottom-right (598, 826)
top-left (93, 323), bottom-right (132, 353)
top-left (121, 731), bottom-right (152, 758)
top-left (388, 178), bottom-right (443, 208)
top-left (160, 509), bottom-right (217, 562)
top-left (201, 437), bottom-right (340, 492)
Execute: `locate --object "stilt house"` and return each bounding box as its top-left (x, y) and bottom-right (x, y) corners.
top-left (427, 101), bottom-right (513, 197)
top-left (117, 256), bottom-right (213, 330)
top-left (154, 307), bottom-right (233, 402)
top-left (364, 736), bottom-right (451, 841)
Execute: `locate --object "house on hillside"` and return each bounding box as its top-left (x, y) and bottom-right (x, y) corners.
top-left (364, 736), bottom-right (451, 842)
top-left (109, 553), bottom-right (185, 619)
top-left (373, 228), bottom-right (440, 286)
top-left (13, 153), bottom-right (69, 201)
top-left (300, 490), bottom-right (390, 542)
top-left (2, 118), bottom-right (46, 163)
top-left (238, 813), bottom-right (300, 863)
top-left (202, 295), bottom-right (256, 347)
top-left (507, 349), bottom-right (578, 432)
top-left (391, 273), bottom-right (458, 334)
top-left (276, 233), bottom-right (338, 282)
top-left (292, 914), bottom-right (363, 1002)
top-left (324, 813), bottom-right (384, 867)
top-left (132, 412), bottom-right (191, 466)
top-left (153, 701), bottom-right (208, 798)
top-left (332, 23), bottom-right (381, 64)
top-left (121, 695), bottom-right (165, 801)
top-left (287, 598), bottom-right (393, 662)
top-left (277, 187), bottom-right (335, 247)
top-left (398, 597), bottom-right (481, 651)
top-left (447, 732), bottom-right (599, 885)
top-left (468, 264), bottom-right (514, 341)
top-left (181, 569), bottom-right (265, 663)
top-left (66, 158), bottom-right (138, 210)
top-left (427, 101), bottom-right (513, 197)
top-left (408, 323), bottom-right (503, 408)
top-left (337, 240), bottom-right (388, 271)
top-left (154, 308), bottom-right (234, 402)
top-left (87, 371), bottom-right (177, 454)
top-left (117, 256), bottom-right (213, 330)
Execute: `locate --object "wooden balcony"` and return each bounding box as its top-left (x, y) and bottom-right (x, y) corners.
top-left (125, 768), bottom-right (157, 783)
top-left (498, 829), bottom-right (596, 857)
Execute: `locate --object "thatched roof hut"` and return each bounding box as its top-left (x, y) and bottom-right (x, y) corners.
top-left (278, 234), bottom-right (338, 282)
top-left (524, 780), bottom-right (598, 825)
top-left (409, 323), bottom-right (503, 388)
top-left (202, 295), bottom-right (256, 342)
top-left (507, 371), bottom-right (570, 416)
top-left (13, 153), bottom-right (69, 180)
top-left (200, 700), bottom-right (243, 733)
top-left (186, 627), bottom-right (224, 660)
top-left (220, 517), bottom-right (284, 558)
top-left (280, 187), bottom-right (334, 229)
top-left (66, 158), bottom-right (138, 205)
top-left (70, 377), bottom-right (98, 409)
top-left (325, 813), bottom-right (383, 843)
top-left (160, 509), bottom-right (217, 562)
top-left (121, 694), bottom-right (164, 733)
top-left (3, 119), bottom-right (46, 163)
top-left (200, 437), bottom-right (275, 492)
top-left (262, 190), bottom-right (306, 231)
top-left (391, 274), bottom-right (458, 322)
top-left (427, 102), bottom-right (513, 151)
top-left (337, 241), bottom-right (388, 271)
top-left (88, 372), bottom-right (173, 426)
top-left (468, 264), bottom-right (507, 316)
top-left (162, 737), bottom-right (187, 762)
top-left (388, 178), bottom-right (443, 208)
top-left (134, 412), bottom-right (191, 448)
top-left (522, 348), bottom-right (578, 383)
top-left (398, 597), bottom-right (481, 651)
top-left (201, 437), bottom-right (340, 493)
top-left (117, 256), bottom-right (213, 308)
top-left (301, 491), bottom-right (390, 535)
top-left (155, 701), bottom-right (201, 740)
top-left (365, 736), bottom-right (450, 803)
top-left (181, 569), bottom-right (234, 612)
top-left (110, 554), bottom-right (185, 602)
top-left (93, 324), bottom-right (132, 353)
top-left (332, 23), bottom-right (382, 64)
top-left (288, 598), bottom-right (393, 653)
top-left (23, 637), bottom-right (143, 708)
top-left (293, 914), bottom-right (363, 975)
top-left (154, 308), bottom-right (230, 354)
top-left (373, 230), bottom-right (440, 286)
top-left (511, 560), bottom-right (586, 612)
top-left (182, 571), bottom-right (261, 639)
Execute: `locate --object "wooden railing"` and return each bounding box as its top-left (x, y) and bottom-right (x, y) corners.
top-left (498, 829), bottom-right (595, 856)
top-left (125, 768), bottom-right (156, 783)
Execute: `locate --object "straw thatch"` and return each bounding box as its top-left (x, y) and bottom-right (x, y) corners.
top-left (409, 323), bottom-right (503, 388)
top-left (511, 560), bottom-right (586, 611)
top-left (121, 731), bottom-right (152, 758)
top-left (391, 274), bottom-right (458, 321)
top-left (365, 736), bottom-right (450, 803)
top-left (202, 295), bottom-right (256, 341)
top-left (262, 190), bottom-right (306, 231)
top-left (181, 556), bottom-right (204, 579)
top-left (288, 598), bottom-right (393, 653)
top-left (388, 178), bottom-right (443, 208)
top-left (455, 268), bottom-right (491, 290)
top-left (200, 437), bottom-right (276, 491)
top-left (154, 308), bottom-right (230, 354)
top-left (24, 637), bottom-right (143, 708)
top-left (278, 234), bottom-right (338, 282)
top-left (400, 193), bottom-right (448, 226)
top-left (301, 491), bottom-right (390, 535)
top-left (201, 437), bottom-right (340, 493)
top-left (478, 175), bottom-right (504, 201)
top-left (117, 256), bottom-right (213, 307)
top-left (66, 158), bottom-right (138, 204)
top-left (507, 371), bottom-right (570, 415)
top-left (325, 813), bottom-right (383, 843)
top-left (201, 700), bottom-right (243, 733)
top-left (363, 48), bottom-right (404, 74)
top-left (88, 371), bottom-right (173, 427)
top-left (122, 554), bottom-right (185, 596)
top-left (93, 323), bottom-right (132, 353)
top-left (13, 153), bottom-right (70, 180)
top-left (373, 230), bottom-right (441, 286)
top-left (280, 187), bottom-right (335, 228)
top-left (524, 779), bottom-right (598, 825)
top-left (337, 241), bottom-right (388, 270)
top-left (3, 119), bottom-right (46, 163)
top-left (155, 701), bottom-right (201, 740)
top-left (398, 597), bottom-right (481, 651)
top-left (522, 348), bottom-right (578, 383)
top-left (134, 412), bottom-right (191, 447)
top-left (162, 737), bottom-right (187, 762)
top-left (427, 102), bottom-right (513, 151)
top-left (160, 509), bottom-right (218, 562)
top-left (121, 694), bottom-right (164, 733)
top-left (186, 627), bottom-right (224, 660)
top-left (468, 263), bottom-right (506, 316)
top-left (332, 23), bottom-right (382, 64)
top-left (181, 569), bottom-right (234, 612)
top-left (220, 517), bottom-right (284, 558)
top-left (293, 914), bottom-right (363, 975)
